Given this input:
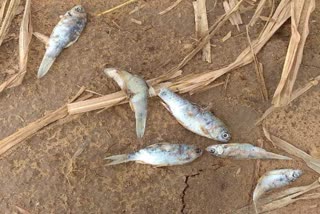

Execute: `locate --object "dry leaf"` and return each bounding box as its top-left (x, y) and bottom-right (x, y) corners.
top-left (256, 74), bottom-right (320, 124)
top-left (263, 127), bottom-right (320, 174)
top-left (193, 0), bottom-right (211, 63)
top-left (272, 0), bottom-right (315, 107)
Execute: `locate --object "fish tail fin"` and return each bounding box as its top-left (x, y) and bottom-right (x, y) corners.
top-left (104, 154), bottom-right (131, 165)
top-left (37, 55), bottom-right (56, 78)
top-left (264, 152), bottom-right (292, 160)
top-left (135, 113), bottom-right (147, 138)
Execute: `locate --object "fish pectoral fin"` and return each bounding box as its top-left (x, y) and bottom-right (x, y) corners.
top-left (33, 32), bottom-right (50, 47)
top-left (200, 125), bottom-right (210, 136)
top-left (161, 101), bottom-right (172, 113)
top-left (65, 34), bottom-right (80, 48)
top-left (129, 101), bottom-right (135, 112)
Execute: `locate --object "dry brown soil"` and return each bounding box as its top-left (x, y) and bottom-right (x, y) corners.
top-left (0, 0), bottom-right (319, 213)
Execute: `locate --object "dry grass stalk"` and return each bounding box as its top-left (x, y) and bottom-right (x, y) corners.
top-left (0, 0), bottom-right (20, 46)
top-left (0, 0), bottom-right (32, 92)
top-left (68, 0), bottom-right (292, 115)
top-left (165, 0), bottom-right (245, 81)
top-left (15, 206), bottom-right (30, 214)
top-left (223, 0), bottom-right (242, 31)
top-left (68, 70), bottom-right (183, 114)
top-left (12, 0), bottom-right (32, 87)
top-left (0, 87), bottom-right (89, 157)
top-left (263, 127), bottom-right (320, 174)
top-left (246, 26), bottom-right (268, 101)
top-left (255, 74), bottom-right (320, 125)
top-left (249, 0), bottom-right (268, 26)
top-left (159, 0), bottom-right (184, 15)
top-left (272, 0), bottom-right (315, 107)
top-left (96, 0), bottom-right (137, 17)
top-left (222, 31), bottom-right (232, 42)
top-left (130, 18), bottom-right (142, 25)
top-left (169, 0), bottom-right (291, 94)
top-left (193, 0), bottom-right (211, 63)
top-left (235, 178), bottom-right (320, 214)
top-left (33, 31), bottom-right (49, 44)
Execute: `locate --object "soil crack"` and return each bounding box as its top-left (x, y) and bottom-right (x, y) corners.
top-left (180, 170), bottom-right (202, 214)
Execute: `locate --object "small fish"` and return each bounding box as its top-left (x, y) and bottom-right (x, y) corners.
top-left (105, 143), bottom-right (202, 166)
top-left (158, 88), bottom-right (230, 142)
top-left (206, 143), bottom-right (291, 160)
top-left (37, 5), bottom-right (87, 78)
top-left (104, 68), bottom-right (148, 138)
top-left (253, 169), bottom-right (302, 213)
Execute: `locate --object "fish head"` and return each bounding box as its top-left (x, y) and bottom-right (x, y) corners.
top-left (104, 67), bottom-right (126, 89)
top-left (287, 169), bottom-right (303, 182)
top-left (70, 5), bottom-right (86, 14)
top-left (205, 144), bottom-right (225, 156)
top-left (208, 126), bottom-right (231, 143)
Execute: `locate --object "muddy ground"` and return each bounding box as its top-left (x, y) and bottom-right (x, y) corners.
top-left (0, 0), bottom-right (319, 213)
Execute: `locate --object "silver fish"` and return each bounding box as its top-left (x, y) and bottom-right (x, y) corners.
top-left (206, 143), bottom-right (291, 160)
top-left (104, 68), bottom-right (148, 138)
top-left (105, 143), bottom-right (202, 166)
top-left (37, 5), bottom-right (87, 78)
top-left (158, 88), bottom-right (230, 142)
top-left (253, 169), bottom-right (302, 213)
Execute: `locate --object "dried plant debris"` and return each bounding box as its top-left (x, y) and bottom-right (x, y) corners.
top-left (193, 0), bottom-right (211, 63)
top-left (263, 127), bottom-right (320, 174)
top-left (0, 87), bottom-right (91, 157)
top-left (236, 178), bottom-right (320, 214)
top-left (159, 0), bottom-right (184, 15)
top-left (68, 0), bottom-right (295, 115)
top-left (249, 0), bottom-right (268, 26)
top-left (12, 0), bottom-right (32, 87)
top-left (222, 31), bottom-right (232, 42)
top-left (256, 74), bottom-right (320, 124)
top-left (0, 0), bottom-right (20, 46)
top-left (246, 26), bottom-right (268, 101)
top-left (67, 69), bottom-right (183, 114)
top-left (96, 0), bottom-right (137, 16)
top-left (272, 0), bottom-right (315, 107)
top-left (169, 0), bottom-right (291, 94)
top-left (223, 0), bottom-right (243, 31)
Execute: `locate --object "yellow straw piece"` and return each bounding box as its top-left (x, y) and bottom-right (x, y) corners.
top-left (96, 0), bottom-right (137, 17)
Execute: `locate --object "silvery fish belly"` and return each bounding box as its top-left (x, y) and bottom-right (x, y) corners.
top-left (104, 68), bottom-right (148, 138)
top-left (158, 88), bottom-right (230, 142)
top-left (37, 5), bottom-right (87, 78)
top-left (105, 143), bottom-right (203, 166)
top-left (252, 169), bottom-right (302, 213)
top-left (206, 143), bottom-right (291, 160)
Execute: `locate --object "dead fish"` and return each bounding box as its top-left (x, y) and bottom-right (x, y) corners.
top-left (37, 5), bottom-right (87, 78)
top-left (253, 169), bottom-right (302, 213)
top-left (158, 88), bottom-right (230, 142)
top-left (105, 143), bottom-right (202, 166)
top-left (104, 68), bottom-right (148, 138)
top-left (206, 143), bottom-right (291, 160)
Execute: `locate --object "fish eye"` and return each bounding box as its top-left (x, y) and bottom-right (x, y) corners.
top-left (221, 132), bottom-right (230, 140)
top-left (195, 148), bottom-right (202, 154)
top-left (209, 148), bottom-right (216, 154)
top-left (75, 6), bottom-right (84, 13)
